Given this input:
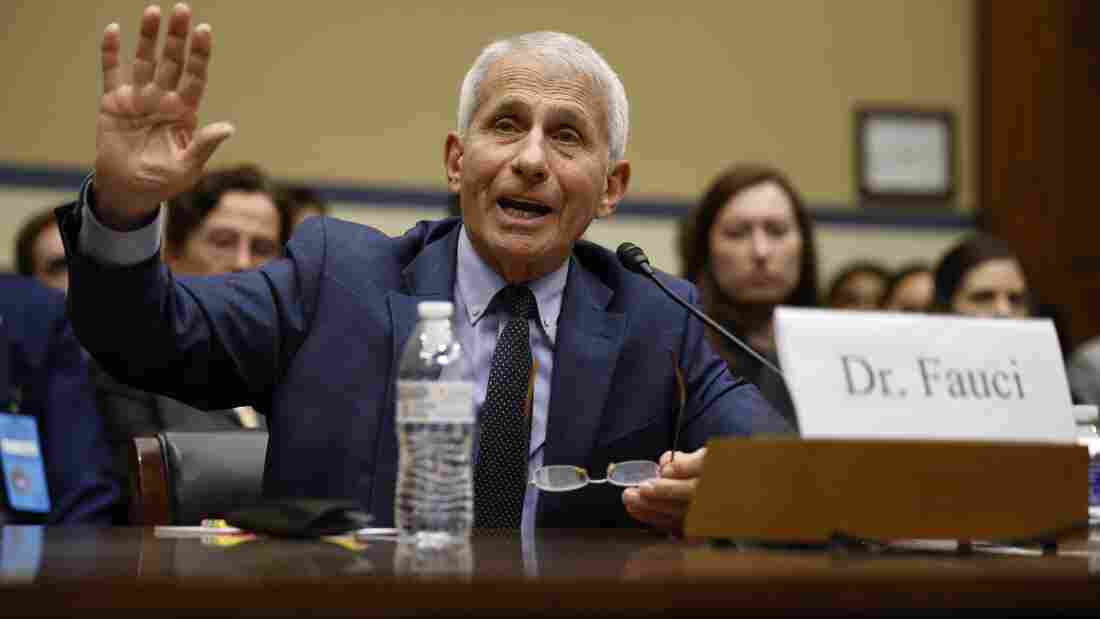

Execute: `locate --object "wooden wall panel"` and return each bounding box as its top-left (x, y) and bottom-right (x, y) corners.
top-left (979, 0), bottom-right (1100, 350)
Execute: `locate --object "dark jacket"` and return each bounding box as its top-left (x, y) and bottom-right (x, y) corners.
top-left (711, 326), bottom-right (799, 431)
top-left (60, 205), bottom-right (791, 529)
top-left (0, 274), bottom-right (119, 524)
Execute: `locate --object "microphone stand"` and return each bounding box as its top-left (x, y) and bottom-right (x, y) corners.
top-left (617, 243), bottom-right (784, 379)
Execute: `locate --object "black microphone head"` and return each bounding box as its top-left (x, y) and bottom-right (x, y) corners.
top-left (617, 242), bottom-right (652, 275)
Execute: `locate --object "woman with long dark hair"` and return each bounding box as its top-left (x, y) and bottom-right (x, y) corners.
top-left (679, 163), bottom-right (818, 428)
top-left (932, 234), bottom-right (1031, 318)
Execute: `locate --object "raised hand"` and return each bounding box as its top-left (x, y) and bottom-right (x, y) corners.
top-left (94, 3), bottom-right (233, 229)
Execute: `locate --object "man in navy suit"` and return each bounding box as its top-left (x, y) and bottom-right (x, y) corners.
top-left (0, 275), bottom-right (119, 524)
top-left (60, 4), bottom-right (791, 533)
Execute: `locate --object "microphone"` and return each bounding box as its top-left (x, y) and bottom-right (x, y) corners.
top-left (616, 243), bottom-right (784, 379)
top-left (616, 242), bottom-right (654, 276)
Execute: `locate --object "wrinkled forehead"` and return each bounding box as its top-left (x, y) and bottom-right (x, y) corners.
top-left (479, 51), bottom-right (609, 127)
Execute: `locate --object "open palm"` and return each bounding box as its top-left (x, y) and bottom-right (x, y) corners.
top-left (95, 4), bottom-right (232, 226)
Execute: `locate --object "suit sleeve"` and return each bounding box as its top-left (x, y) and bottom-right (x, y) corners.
top-left (673, 280), bottom-right (795, 444)
top-left (56, 184), bottom-right (324, 413)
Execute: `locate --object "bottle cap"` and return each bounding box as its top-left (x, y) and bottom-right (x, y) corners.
top-left (417, 301), bottom-right (454, 319)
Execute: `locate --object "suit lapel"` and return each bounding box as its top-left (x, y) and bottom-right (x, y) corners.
top-left (544, 259), bottom-right (626, 470)
top-left (373, 228), bottom-right (628, 523)
top-left (388, 225), bottom-right (462, 369)
top-left (371, 225), bottom-right (460, 519)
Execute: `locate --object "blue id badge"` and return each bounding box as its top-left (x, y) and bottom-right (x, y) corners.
top-left (0, 413), bottom-right (50, 514)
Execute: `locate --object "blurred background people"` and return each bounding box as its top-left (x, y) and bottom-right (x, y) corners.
top-left (15, 207), bottom-right (68, 293)
top-left (164, 165), bottom-right (284, 275)
top-left (932, 234), bottom-right (1083, 402)
top-left (933, 234), bottom-right (1032, 318)
top-left (93, 164), bottom-right (285, 522)
top-left (680, 163), bottom-right (819, 429)
top-left (275, 183), bottom-right (329, 242)
top-left (825, 260), bottom-right (890, 310)
top-left (881, 263), bottom-right (934, 313)
top-left (1, 274), bottom-right (119, 524)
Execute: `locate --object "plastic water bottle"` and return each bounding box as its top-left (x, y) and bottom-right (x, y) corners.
top-left (1073, 405), bottom-right (1100, 509)
top-left (1072, 405), bottom-right (1100, 508)
top-left (394, 538), bottom-right (474, 580)
top-left (395, 301), bottom-right (474, 545)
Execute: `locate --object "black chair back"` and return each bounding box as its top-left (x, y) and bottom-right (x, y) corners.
top-left (130, 431), bottom-right (268, 525)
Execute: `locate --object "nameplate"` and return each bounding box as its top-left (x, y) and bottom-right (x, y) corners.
top-left (685, 437), bottom-right (1086, 543)
top-left (774, 308), bottom-right (1076, 443)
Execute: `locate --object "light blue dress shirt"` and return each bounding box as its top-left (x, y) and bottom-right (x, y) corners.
top-left (449, 226), bottom-right (567, 539)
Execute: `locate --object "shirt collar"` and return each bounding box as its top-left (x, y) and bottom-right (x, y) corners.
top-left (455, 225), bottom-right (568, 343)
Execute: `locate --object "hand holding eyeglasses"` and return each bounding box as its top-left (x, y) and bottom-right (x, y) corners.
top-left (531, 350), bottom-right (692, 494)
top-left (529, 460), bottom-right (661, 492)
top-left (621, 447), bottom-right (707, 535)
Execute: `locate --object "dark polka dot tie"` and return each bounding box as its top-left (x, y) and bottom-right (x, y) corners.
top-left (474, 285), bottom-right (538, 529)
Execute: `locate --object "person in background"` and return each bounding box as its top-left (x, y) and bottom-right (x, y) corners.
top-left (276, 183), bottom-right (329, 241)
top-left (825, 261), bottom-right (891, 310)
top-left (15, 208), bottom-right (69, 293)
top-left (881, 262), bottom-right (934, 313)
top-left (164, 164), bottom-right (284, 275)
top-left (0, 274), bottom-right (119, 524)
top-left (933, 235), bottom-right (1084, 403)
top-left (932, 234), bottom-right (1032, 318)
top-left (92, 164), bottom-right (284, 522)
top-left (680, 163), bottom-right (819, 429)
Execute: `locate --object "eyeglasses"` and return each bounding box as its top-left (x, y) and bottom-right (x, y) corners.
top-left (528, 352), bottom-right (687, 493)
top-left (529, 460), bottom-right (660, 492)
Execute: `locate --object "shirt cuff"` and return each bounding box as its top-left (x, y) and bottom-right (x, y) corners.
top-left (78, 175), bottom-right (164, 266)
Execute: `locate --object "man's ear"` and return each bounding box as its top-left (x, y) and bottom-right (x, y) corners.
top-left (597, 159), bottom-right (631, 219)
top-left (444, 132), bottom-right (464, 193)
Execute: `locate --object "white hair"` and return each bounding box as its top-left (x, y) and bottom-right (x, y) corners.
top-left (456, 31), bottom-right (629, 164)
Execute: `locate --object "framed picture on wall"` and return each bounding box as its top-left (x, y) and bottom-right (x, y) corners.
top-left (855, 107), bottom-right (955, 205)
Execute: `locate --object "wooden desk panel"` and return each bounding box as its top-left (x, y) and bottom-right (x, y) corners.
top-left (1, 527), bottom-right (1098, 617)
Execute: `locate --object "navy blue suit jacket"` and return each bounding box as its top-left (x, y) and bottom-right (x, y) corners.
top-left (0, 274), bottom-right (119, 524)
top-left (60, 208), bottom-right (791, 528)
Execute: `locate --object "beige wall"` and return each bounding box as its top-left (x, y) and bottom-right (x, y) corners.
top-left (3, 0), bottom-right (973, 205)
top-left (1, 1), bottom-right (974, 281)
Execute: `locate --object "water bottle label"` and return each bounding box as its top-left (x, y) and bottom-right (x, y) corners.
top-left (397, 381), bottom-right (475, 423)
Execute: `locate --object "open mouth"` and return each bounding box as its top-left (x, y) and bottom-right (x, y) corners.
top-left (498, 197), bottom-right (553, 220)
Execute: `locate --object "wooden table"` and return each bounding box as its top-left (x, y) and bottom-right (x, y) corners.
top-left (1, 526), bottom-right (1098, 616)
